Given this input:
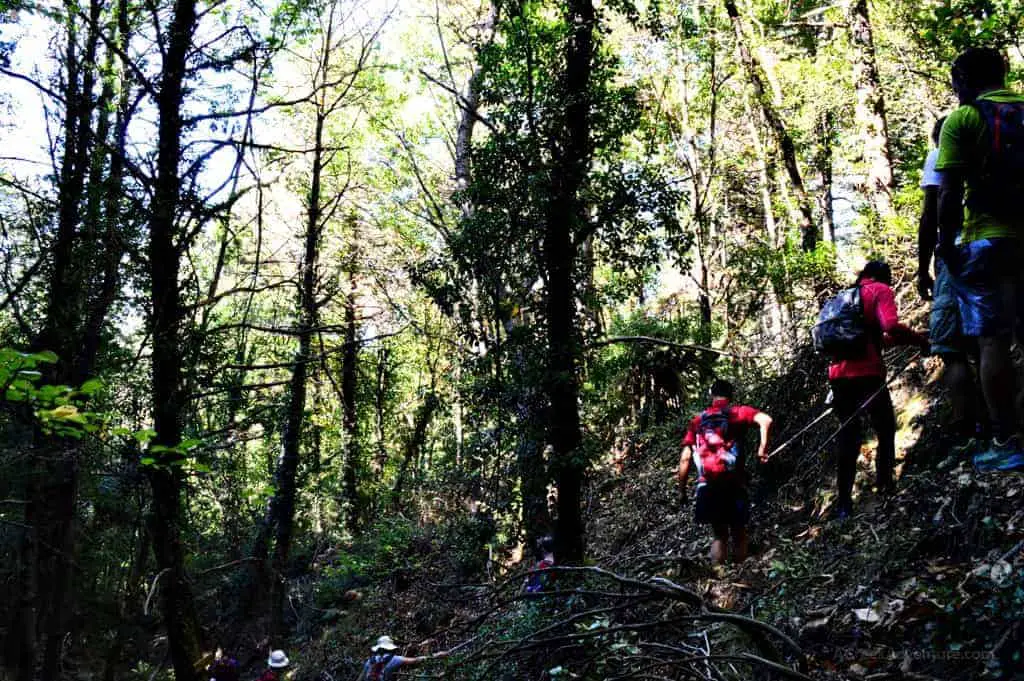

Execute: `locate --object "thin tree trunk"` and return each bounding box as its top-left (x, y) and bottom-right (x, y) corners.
top-left (392, 394), bottom-right (440, 504)
top-left (746, 111), bottom-right (788, 343)
top-left (724, 0), bottom-right (817, 250)
top-left (374, 346), bottom-right (389, 472)
top-left (147, 0), bottom-right (205, 676)
top-left (817, 110), bottom-right (837, 244)
top-left (545, 0), bottom-right (594, 566)
top-left (341, 263), bottom-right (360, 535)
top-left (12, 2), bottom-right (104, 675)
top-left (268, 103), bottom-right (324, 636)
top-left (847, 0), bottom-right (894, 221)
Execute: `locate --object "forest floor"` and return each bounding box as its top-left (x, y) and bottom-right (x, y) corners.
top-left (286, 327), bottom-right (1024, 681)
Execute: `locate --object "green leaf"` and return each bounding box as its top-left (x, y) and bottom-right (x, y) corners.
top-left (5, 388), bottom-right (27, 402)
top-left (31, 350), bottom-right (58, 364)
top-left (133, 428), bottom-right (157, 443)
top-left (140, 457), bottom-right (156, 466)
top-left (79, 378), bottom-right (103, 395)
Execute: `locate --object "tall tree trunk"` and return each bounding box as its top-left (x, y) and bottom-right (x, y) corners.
top-left (847, 0), bottom-right (894, 222)
top-left (268, 104), bottom-right (325, 636)
top-left (817, 110), bottom-right (837, 244)
top-left (10, 1), bottom-right (106, 675)
top-left (391, 393), bottom-right (440, 504)
top-left (341, 264), bottom-right (360, 535)
top-left (374, 346), bottom-right (389, 471)
top-left (147, 0), bottom-right (205, 676)
top-left (545, 0), bottom-right (594, 566)
top-left (723, 0), bottom-right (818, 250)
top-left (515, 379), bottom-right (550, 549)
top-left (746, 110), bottom-right (792, 343)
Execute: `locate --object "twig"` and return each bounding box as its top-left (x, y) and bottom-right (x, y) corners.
top-left (587, 335), bottom-right (746, 358)
top-left (999, 539), bottom-right (1024, 564)
top-left (144, 569), bottom-right (171, 616)
top-left (196, 557), bottom-right (259, 576)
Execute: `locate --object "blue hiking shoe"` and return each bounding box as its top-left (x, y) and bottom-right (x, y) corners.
top-left (973, 436), bottom-right (1024, 472)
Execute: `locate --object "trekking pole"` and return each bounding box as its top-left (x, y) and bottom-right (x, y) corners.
top-left (764, 350), bottom-right (923, 463)
top-left (764, 407), bottom-right (833, 461)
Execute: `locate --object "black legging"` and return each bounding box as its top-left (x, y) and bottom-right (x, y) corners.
top-left (830, 376), bottom-right (896, 510)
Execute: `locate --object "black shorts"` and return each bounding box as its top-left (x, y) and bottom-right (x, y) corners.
top-left (694, 483), bottom-right (749, 528)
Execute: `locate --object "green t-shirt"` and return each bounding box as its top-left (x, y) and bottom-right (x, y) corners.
top-left (935, 88), bottom-right (1024, 243)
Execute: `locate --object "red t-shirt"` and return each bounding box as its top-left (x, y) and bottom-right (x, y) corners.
top-left (681, 398), bottom-right (761, 478)
top-left (827, 278), bottom-right (908, 381)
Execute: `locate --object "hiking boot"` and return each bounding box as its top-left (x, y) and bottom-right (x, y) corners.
top-left (973, 435), bottom-right (1024, 472)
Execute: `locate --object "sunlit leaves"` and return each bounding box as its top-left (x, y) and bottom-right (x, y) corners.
top-left (914, 0), bottom-right (1024, 61)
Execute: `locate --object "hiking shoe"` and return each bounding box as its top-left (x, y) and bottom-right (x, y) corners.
top-left (973, 436), bottom-right (1024, 472)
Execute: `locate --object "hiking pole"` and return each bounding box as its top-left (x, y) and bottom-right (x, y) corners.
top-left (764, 407), bottom-right (833, 461)
top-left (764, 350), bottom-right (923, 463)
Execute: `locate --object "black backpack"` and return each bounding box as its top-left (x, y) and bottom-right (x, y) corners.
top-left (967, 99), bottom-right (1024, 222)
top-left (812, 286), bottom-right (868, 359)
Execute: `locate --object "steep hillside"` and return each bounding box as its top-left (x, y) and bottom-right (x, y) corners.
top-left (271, 341), bottom-right (1023, 681)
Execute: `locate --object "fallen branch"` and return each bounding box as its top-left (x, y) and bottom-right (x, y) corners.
top-left (587, 335), bottom-right (746, 358)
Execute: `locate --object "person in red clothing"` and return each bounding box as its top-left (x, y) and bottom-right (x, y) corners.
top-left (677, 379), bottom-right (772, 564)
top-left (829, 260), bottom-right (929, 519)
top-left (523, 535), bottom-right (555, 593)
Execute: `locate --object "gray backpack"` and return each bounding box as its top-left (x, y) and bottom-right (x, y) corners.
top-left (812, 286), bottom-right (868, 359)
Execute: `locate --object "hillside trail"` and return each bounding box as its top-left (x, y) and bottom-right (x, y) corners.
top-left (298, 337), bottom-right (1023, 681)
top-left (586, 344), bottom-right (1024, 681)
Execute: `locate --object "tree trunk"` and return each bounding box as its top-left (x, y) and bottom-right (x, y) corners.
top-left (723, 0), bottom-right (817, 250)
top-left (341, 266), bottom-right (360, 535)
top-left (392, 394), bottom-right (440, 504)
top-left (374, 346), bottom-right (389, 472)
top-left (268, 104), bottom-right (325, 636)
top-left (515, 381), bottom-right (551, 549)
top-left (847, 0), bottom-right (894, 222)
top-left (817, 110), bottom-right (837, 244)
top-left (147, 0), bottom-right (205, 676)
top-left (11, 1), bottom-right (109, 674)
top-left (544, 0), bottom-right (594, 566)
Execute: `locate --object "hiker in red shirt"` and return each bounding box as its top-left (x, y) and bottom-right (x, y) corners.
top-left (829, 261), bottom-right (928, 519)
top-left (677, 379), bottom-right (772, 564)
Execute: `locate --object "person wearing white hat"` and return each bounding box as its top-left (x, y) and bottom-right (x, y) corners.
top-left (355, 636), bottom-right (450, 681)
top-left (256, 650), bottom-right (291, 681)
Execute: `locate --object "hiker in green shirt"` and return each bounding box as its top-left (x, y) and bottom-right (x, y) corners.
top-left (935, 47), bottom-right (1024, 472)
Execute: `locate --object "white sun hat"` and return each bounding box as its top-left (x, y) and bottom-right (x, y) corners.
top-left (267, 650), bottom-right (290, 668)
top-left (371, 635), bottom-right (398, 652)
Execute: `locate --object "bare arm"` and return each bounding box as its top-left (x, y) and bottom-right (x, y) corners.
top-left (938, 169), bottom-right (966, 261)
top-left (753, 412), bottom-right (773, 462)
top-left (917, 186), bottom-right (939, 299)
top-left (397, 650), bottom-right (450, 668)
top-left (677, 445), bottom-right (692, 484)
